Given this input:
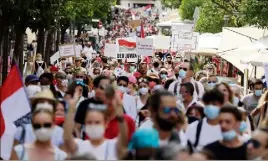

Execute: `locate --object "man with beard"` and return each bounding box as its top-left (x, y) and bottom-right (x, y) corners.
top-left (140, 90), bottom-right (184, 146)
top-left (138, 63), bottom-right (148, 78)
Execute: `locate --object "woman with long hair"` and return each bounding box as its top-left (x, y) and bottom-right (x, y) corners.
top-left (214, 82), bottom-right (234, 105)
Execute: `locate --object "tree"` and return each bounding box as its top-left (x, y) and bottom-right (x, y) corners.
top-left (179, 0), bottom-right (203, 20)
top-left (240, 0), bottom-right (268, 29)
top-left (195, 1), bottom-right (225, 33)
top-left (161, 0), bottom-right (181, 9)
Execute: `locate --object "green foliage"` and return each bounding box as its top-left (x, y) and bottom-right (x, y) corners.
top-left (161, 0), bottom-right (181, 9)
top-left (179, 0), bottom-right (203, 20)
top-left (195, 1), bottom-right (225, 33)
top-left (240, 0), bottom-right (268, 29)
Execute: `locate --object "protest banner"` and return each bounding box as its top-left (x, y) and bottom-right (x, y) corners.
top-left (171, 31), bottom-right (199, 51)
top-left (116, 38), bottom-right (137, 59)
top-left (59, 44), bottom-right (75, 57)
top-left (104, 43), bottom-right (117, 57)
top-left (136, 38), bottom-right (154, 56)
top-left (50, 51), bottom-right (60, 64)
top-left (154, 36), bottom-right (171, 50)
top-left (75, 45), bottom-right (83, 57)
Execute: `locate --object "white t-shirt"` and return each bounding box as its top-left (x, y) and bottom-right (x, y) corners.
top-left (185, 118), bottom-right (222, 151)
top-left (123, 93), bottom-right (137, 120)
top-left (14, 124), bottom-right (64, 147)
top-left (74, 138), bottom-right (118, 160)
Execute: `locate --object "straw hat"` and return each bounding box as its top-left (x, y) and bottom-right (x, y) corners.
top-left (36, 53), bottom-right (42, 61)
top-left (31, 89), bottom-right (57, 104)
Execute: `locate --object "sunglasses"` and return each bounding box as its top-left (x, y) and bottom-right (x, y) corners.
top-left (208, 81), bottom-right (217, 83)
top-left (75, 76), bottom-right (84, 79)
top-left (138, 78), bottom-right (148, 83)
top-left (32, 123), bottom-right (52, 130)
top-left (66, 72), bottom-right (72, 75)
top-left (179, 67), bottom-right (188, 71)
top-left (247, 139), bottom-right (261, 148)
top-left (162, 107), bottom-right (180, 115)
top-left (160, 72), bottom-right (168, 75)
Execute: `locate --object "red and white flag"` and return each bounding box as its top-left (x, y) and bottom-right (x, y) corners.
top-left (0, 65), bottom-right (31, 159)
top-left (144, 4), bottom-right (152, 12)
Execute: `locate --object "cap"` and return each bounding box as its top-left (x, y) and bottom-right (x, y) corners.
top-left (128, 76), bottom-right (137, 84)
top-left (55, 71), bottom-right (67, 79)
top-left (50, 65), bottom-right (59, 72)
top-left (128, 128), bottom-right (160, 150)
top-left (25, 75), bottom-right (39, 83)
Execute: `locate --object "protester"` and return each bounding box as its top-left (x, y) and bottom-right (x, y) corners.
top-left (214, 82), bottom-right (234, 105)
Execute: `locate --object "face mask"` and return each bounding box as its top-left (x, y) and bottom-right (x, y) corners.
top-left (176, 58), bottom-right (181, 62)
top-left (233, 96), bottom-right (240, 106)
top-left (67, 74), bottom-right (73, 79)
top-left (34, 128), bottom-right (53, 141)
top-left (239, 121), bottom-right (247, 133)
top-left (129, 66), bottom-right (135, 72)
top-left (85, 125), bottom-right (105, 140)
top-left (26, 85), bottom-right (41, 98)
top-left (160, 74), bottom-right (167, 79)
top-left (55, 116), bottom-right (65, 126)
top-left (207, 82), bottom-right (216, 89)
top-left (61, 79), bottom-right (68, 87)
top-left (204, 105), bottom-right (220, 120)
top-left (118, 86), bottom-right (128, 93)
top-left (178, 69), bottom-right (186, 79)
top-left (76, 78), bottom-right (84, 82)
top-left (155, 114), bottom-right (176, 131)
top-left (222, 130), bottom-right (237, 141)
top-left (149, 81), bottom-right (156, 89)
top-left (153, 62), bottom-right (159, 68)
top-left (255, 90), bottom-right (262, 97)
top-left (139, 87), bottom-right (149, 95)
top-left (41, 85), bottom-right (50, 91)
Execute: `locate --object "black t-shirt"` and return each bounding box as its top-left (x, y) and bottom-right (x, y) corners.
top-left (75, 98), bottom-right (101, 124)
top-left (204, 141), bottom-right (247, 160)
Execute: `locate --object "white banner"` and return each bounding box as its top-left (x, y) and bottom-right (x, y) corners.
top-left (154, 36), bottom-right (171, 50)
top-left (171, 31), bottom-right (199, 51)
top-left (104, 43), bottom-right (117, 57)
top-left (136, 38), bottom-right (154, 56)
top-left (116, 38), bottom-right (136, 59)
top-left (50, 51), bottom-right (60, 64)
top-left (75, 45), bottom-right (83, 57)
top-left (59, 44), bottom-right (75, 57)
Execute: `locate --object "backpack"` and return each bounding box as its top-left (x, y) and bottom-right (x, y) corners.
top-left (36, 62), bottom-right (44, 77)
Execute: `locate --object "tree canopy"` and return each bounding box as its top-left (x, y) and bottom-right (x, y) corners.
top-left (161, 0), bottom-right (181, 9)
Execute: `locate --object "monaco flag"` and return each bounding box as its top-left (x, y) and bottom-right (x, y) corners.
top-left (0, 65), bottom-right (31, 159)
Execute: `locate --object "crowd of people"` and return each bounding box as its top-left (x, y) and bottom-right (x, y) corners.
top-left (5, 6), bottom-right (268, 161)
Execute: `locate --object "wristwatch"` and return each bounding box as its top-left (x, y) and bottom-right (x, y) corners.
top-left (116, 116), bottom-right (124, 123)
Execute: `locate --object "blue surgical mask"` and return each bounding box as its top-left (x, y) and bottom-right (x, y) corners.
top-left (178, 69), bottom-right (186, 79)
top-left (207, 82), bottom-right (216, 89)
top-left (222, 130), bottom-right (237, 141)
top-left (204, 105), bottom-right (220, 120)
top-left (255, 90), bottom-right (262, 97)
top-left (160, 74), bottom-right (167, 79)
top-left (239, 121), bottom-right (247, 133)
top-left (129, 66), bottom-right (135, 72)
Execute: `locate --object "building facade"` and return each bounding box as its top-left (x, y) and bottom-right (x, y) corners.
top-left (120, 0), bottom-right (162, 9)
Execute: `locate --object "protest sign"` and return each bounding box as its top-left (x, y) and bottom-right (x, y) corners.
top-left (50, 51), bottom-right (60, 64)
top-left (75, 45), bottom-right (83, 57)
top-left (136, 38), bottom-right (154, 56)
top-left (128, 20), bottom-right (141, 29)
top-left (59, 44), bottom-right (75, 57)
top-left (154, 36), bottom-right (171, 50)
top-left (104, 43), bottom-right (117, 57)
top-left (264, 63), bottom-right (268, 87)
top-left (171, 31), bottom-right (199, 51)
top-left (116, 38), bottom-right (136, 59)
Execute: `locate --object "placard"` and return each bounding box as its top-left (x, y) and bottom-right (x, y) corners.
top-left (171, 32), bottom-right (199, 51)
top-left (104, 43), bottom-right (117, 57)
top-left (264, 63), bottom-right (268, 87)
top-left (128, 20), bottom-right (141, 29)
top-left (59, 44), bottom-right (75, 57)
top-left (154, 36), bottom-right (171, 50)
top-left (50, 51), bottom-right (60, 64)
top-left (75, 45), bottom-right (82, 57)
top-left (136, 38), bottom-right (154, 56)
top-left (116, 38), bottom-right (136, 60)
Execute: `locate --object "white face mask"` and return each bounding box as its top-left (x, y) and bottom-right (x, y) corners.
top-left (41, 85), bottom-right (50, 91)
top-left (26, 85), bottom-right (41, 98)
top-left (61, 79), bottom-right (68, 87)
top-left (76, 78), bottom-right (84, 82)
top-left (118, 86), bottom-right (128, 93)
top-left (67, 74), bottom-right (73, 79)
top-left (85, 125), bottom-right (105, 140)
top-left (34, 128), bottom-right (54, 141)
top-left (139, 87), bottom-right (149, 95)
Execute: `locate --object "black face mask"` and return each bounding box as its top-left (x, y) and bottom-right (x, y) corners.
top-left (175, 73), bottom-right (179, 78)
top-left (187, 116), bottom-right (199, 124)
top-left (155, 114), bottom-right (176, 131)
top-left (153, 62), bottom-right (159, 68)
top-left (168, 61), bottom-right (172, 64)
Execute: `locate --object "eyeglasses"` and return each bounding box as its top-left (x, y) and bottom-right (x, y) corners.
top-left (162, 107), bottom-right (180, 115)
top-left (247, 139), bottom-right (261, 148)
top-left (75, 76), bottom-right (84, 79)
top-left (138, 78), bottom-right (148, 83)
top-left (32, 123), bottom-right (52, 130)
top-left (179, 67), bottom-right (188, 71)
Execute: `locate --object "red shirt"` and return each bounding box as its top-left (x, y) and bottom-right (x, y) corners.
top-left (85, 114), bottom-right (135, 142)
